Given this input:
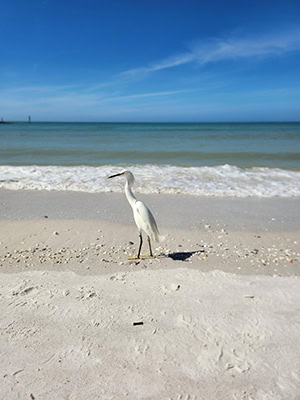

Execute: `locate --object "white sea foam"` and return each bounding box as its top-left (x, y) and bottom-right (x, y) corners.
top-left (0, 164), bottom-right (300, 197)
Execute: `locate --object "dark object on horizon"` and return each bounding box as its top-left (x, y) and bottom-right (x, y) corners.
top-left (28, 115), bottom-right (31, 123)
top-left (0, 117), bottom-right (10, 124)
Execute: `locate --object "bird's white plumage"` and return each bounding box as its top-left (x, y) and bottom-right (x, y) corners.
top-left (133, 200), bottom-right (160, 242)
top-left (108, 170), bottom-right (162, 258)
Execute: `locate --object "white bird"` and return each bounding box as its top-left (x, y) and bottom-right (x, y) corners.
top-left (108, 170), bottom-right (162, 259)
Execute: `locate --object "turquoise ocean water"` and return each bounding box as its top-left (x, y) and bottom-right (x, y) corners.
top-left (1, 122), bottom-right (300, 197)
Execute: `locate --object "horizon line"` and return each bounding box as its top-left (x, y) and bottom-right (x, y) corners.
top-left (2, 120), bottom-right (300, 124)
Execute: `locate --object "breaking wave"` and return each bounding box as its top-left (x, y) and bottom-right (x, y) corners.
top-left (0, 164), bottom-right (300, 197)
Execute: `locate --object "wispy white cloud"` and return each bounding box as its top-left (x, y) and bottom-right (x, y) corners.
top-left (119, 54), bottom-right (194, 77)
top-left (193, 30), bottom-right (300, 64)
top-left (0, 85), bottom-right (197, 120)
top-left (4, 84), bottom-right (83, 94)
top-left (119, 29), bottom-right (300, 77)
top-left (105, 88), bottom-right (196, 102)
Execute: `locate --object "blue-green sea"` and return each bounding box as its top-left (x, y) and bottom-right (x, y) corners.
top-left (1, 122), bottom-right (300, 197)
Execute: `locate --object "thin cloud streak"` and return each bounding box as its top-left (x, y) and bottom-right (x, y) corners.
top-left (194, 31), bottom-right (300, 64)
top-left (104, 89), bottom-right (196, 102)
top-left (120, 54), bottom-right (194, 77)
top-left (2, 84), bottom-right (84, 95)
top-left (0, 87), bottom-right (196, 114)
top-left (120, 30), bottom-right (300, 77)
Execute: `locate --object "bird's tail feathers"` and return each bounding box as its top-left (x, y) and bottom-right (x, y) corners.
top-left (157, 233), bottom-right (166, 243)
top-left (152, 229), bottom-right (165, 243)
top-left (148, 213), bottom-right (165, 243)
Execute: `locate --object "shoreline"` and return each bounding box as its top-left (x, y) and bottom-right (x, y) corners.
top-left (1, 188), bottom-right (300, 230)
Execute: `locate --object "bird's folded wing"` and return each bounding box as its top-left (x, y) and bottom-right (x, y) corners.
top-left (134, 201), bottom-right (161, 241)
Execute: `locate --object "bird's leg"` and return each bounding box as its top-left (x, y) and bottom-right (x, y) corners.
top-left (141, 236), bottom-right (154, 258)
top-left (128, 234), bottom-right (154, 260)
top-left (137, 232), bottom-right (143, 259)
top-left (128, 233), bottom-right (143, 260)
top-left (147, 236), bottom-right (153, 257)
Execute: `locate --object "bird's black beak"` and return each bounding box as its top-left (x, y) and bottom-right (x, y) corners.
top-left (108, 173), bottom-right (122, 179)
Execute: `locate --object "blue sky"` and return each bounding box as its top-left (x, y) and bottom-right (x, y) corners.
top-left (1, 0), bottom-right (300, 122)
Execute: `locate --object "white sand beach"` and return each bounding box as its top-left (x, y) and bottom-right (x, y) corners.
top-left (1, 189), bottom-right (300, 399)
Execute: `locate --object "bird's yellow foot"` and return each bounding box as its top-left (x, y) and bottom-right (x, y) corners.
top-left (127, 254), bottom-right (153, 260)
top-left (141, 253), bottom-right (154, 258)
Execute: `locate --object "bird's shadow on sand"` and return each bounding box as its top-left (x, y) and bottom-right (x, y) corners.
top-left (166, 250), bottom-right (205, 261)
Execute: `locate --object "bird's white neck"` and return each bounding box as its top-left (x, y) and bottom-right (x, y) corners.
top-left (125, 181), bottom-right (137, 208)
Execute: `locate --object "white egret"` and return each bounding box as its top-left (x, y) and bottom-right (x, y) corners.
top-left (108, 170), bottom-right (163, 259)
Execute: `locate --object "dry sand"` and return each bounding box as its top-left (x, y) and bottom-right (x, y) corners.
top-left (1, 189), bottom-right (300, 399)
